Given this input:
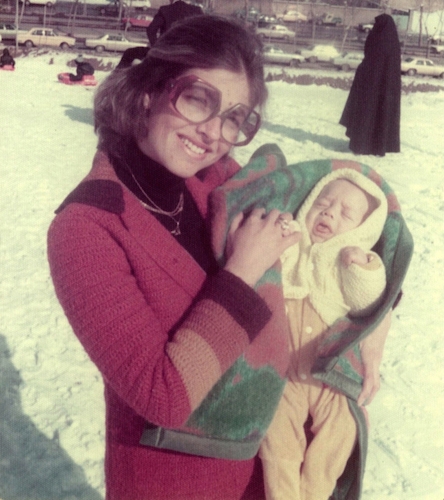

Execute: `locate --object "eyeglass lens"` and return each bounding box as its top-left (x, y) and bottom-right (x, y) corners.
top-left (173, 80), bottom-right (260, 146)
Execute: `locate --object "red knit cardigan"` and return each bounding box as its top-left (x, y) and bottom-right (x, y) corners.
top-left (47, 151), bottom-right (272, 500)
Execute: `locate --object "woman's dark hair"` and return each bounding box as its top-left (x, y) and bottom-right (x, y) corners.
top-left (94, 15), bottom-right (267, 156)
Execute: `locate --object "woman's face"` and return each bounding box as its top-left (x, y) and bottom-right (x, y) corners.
top-left (137, 67), bottom-right (252, 178)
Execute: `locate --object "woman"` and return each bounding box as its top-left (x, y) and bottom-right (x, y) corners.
top-left (48, 15), bottom-right (300, 500)
top-left (339, 13), bottom-right (401, 156)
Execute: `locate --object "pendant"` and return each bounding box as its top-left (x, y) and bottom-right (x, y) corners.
top-left (171, 222), bottom-right (181, 236)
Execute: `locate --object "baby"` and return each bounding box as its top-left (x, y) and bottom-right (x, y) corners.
top-left (260, 168), bottom-right (388, 500)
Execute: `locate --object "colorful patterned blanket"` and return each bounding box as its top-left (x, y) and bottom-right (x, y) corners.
top-left (210, 143), bottom-right (413, 499)
top-left (211, 143), bottom-right (413, 399)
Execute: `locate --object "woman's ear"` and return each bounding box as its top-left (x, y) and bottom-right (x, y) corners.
top-left (143, 93), bottom-right (150, 110)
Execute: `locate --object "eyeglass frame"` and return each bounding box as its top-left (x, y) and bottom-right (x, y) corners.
top-left (165, 75), bottom-right (261, 147)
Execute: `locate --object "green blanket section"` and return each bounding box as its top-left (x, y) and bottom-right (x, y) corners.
top-left (211, 143), bottom-right (414, 400)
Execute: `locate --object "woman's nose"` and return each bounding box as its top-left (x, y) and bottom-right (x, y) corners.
top-left (196, 116), bottom-right (223, 141)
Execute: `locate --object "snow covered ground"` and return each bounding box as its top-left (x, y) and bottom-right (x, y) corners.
top-left (0, 50), bottom-right (443, 500)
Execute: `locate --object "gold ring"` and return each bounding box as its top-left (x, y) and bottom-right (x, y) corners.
top-left (277, 215), bottom-right (290, 231)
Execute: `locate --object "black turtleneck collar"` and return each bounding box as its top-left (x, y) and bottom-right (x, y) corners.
top-left (111, 140), bottom-right (218, 275)
top-left (111, 140), bottom-right (185, 212)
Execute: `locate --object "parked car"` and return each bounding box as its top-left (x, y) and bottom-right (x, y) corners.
top-left (263, 45), bottom-right (305, 67)
top-left (310, 13), bottom-right (342, 26)
top-left (232, 6), bottom-right (260, 24)
top-left (0, 23), bottom-right (27, 40)
top-left (401, 57), bottom-right (444, 78)
top-left (279, 10), bottom-right (307, 23)
top-left (256, 24), bottom-right (295, 42)
top-left (85, 33), bottom-right (145, 52)
top-left (0, 2), bottom-right (12, 12)
top-left (98, 2), bottom-right (121, 16)
top-left (257, 15), bottom-right (278, 27)
top-left (332, 51), bottom-right (364, 71)
top-left (357, 22), bottom-right (374, 33)
top-left (300, 44), bottom-right (341, 63)
top-left (430, 37), bottom-right (444, 54)
top-left (17, 27), bottom-right (76, 49)
top-left (20, 0), bottom-right (57, 6)
top-left (122, 14), bottom-right (153, 29)
top-left (121, 0), bottom-right (151, 10)
top-left (54, 1), bottom-right (121, 17)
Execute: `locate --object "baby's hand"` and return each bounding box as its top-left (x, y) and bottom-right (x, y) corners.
top-left (340, 246), bottom-right (369, 267)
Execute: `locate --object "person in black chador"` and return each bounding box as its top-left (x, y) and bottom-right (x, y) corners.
top-left (116, 0), bottom-right (203, 70)
top-left (0, 48), bottom-right (15, 68)
top-left (339, 13), bottom-right (401, 157)
top-left (69, 55), bottom-right (95, 82)
top-left (146, 0), bottom-right (203, 46)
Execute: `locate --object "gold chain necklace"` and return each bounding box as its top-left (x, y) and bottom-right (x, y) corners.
top-left (127, 166), bottom-right (184, 236)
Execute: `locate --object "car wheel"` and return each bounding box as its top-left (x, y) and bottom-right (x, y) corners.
top-left (341, 64), bottom-right (350, 71)
top-left (308, 56), bottom-right (317, 63)
top-left (283, 35), bottom-right (289, 41)
top-left (407, 68), bottom-right (416, 76)
top-left (60, 42), bottom-right (69, 50)
top-left (289, 59), bottom-right (300, 67)
top-left (24, 40), bottom-right (34, 48)
top-left (95, 45), bottom-right (105, 53)
top-left (46, 1), bottom-right (53, 6)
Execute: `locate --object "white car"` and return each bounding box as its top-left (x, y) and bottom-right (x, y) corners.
top-left (17, 27), bottom-right (76, 49)
top-left (22, 0), bottom-right (57, 6)
top-left (300, 44), bottom-right (341, 63)
top-left (85, 33), bottom-right (145, 52)
top-left (122, 0), bottom-right (151, 10)
top-left (0, 23), bottom-right (27, 40)
top-left (256, 24), bottom-right (295, 42)
top-left (279, 11), bottom-right (307, 23)
top-left (263, 45), bottom-right (305, 67)
top-left (332, 52), bottom-right (364, 71)
top-left (401, 57), bottom-right (444, 78)
top-left (357, 22), bottom-right (374, 33)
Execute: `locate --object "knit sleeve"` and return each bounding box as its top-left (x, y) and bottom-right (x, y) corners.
top-left (47, 209), bottom-right (270, 428)
top-left (340, 251), bottom-right (387, 317)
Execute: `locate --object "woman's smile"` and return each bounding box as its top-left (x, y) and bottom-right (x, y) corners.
top-left (137, 67), bottom-right (251, 178)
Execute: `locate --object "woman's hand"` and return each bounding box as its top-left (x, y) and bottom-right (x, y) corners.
top-left (357, 310), bottom-right (391, 406)
top-left (224, 208), bottom-right (301, 287)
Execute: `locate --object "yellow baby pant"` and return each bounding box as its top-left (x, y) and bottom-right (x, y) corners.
top-left (260, 299), bottom-right (357, 500)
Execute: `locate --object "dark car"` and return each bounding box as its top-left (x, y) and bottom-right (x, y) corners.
top-left (310, 13), bottom-right (342, 26)
top-left (232, 6), bottom-right (260, 23)
top-left (54, 1), bottom-right (121, 17)
top-left (257, 15), bottom-right (279, 28)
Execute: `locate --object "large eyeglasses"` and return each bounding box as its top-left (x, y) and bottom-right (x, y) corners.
top-left (166, 75), bottom-right (261, 147)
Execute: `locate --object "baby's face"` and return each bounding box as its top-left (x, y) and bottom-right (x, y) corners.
top-left (305, 179), bottom-right (370, 243)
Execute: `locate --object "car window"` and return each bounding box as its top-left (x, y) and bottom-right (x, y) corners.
top-left (426, 60), bottom-right (433, 66)
top-left (416, 60), bottom-right (423, 66)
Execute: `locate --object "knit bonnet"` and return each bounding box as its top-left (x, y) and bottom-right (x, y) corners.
top-left (281, 168), bottom-right (388, 325)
